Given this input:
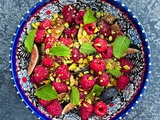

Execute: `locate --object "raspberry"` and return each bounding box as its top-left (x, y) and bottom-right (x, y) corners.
top-left (64, 27), bottom-right (77, 38)
top-left (93, 101), bottom-right (107, 117)
top-left (100, 87), bottom-right (118, 105)
top-left (80, 101), bottom-right (93, 120)
top-left (38, 98), bottom-right (52, 107)
top-left (94, 38), bottom-right (108, 52)
top-left (39, 19), bottom-right (51, 29)
top-left (96, 72), bottom-right (109, 86)
top-left (35, 29), bottom-right (46, 43)
top-left (44, 36), bottom-right (55, 50)
top-left (30, 75), bottom-right (38, 84)
top-left (119, 58), bottom-right (133, 74)
top-left (80, 74), bottom-right (96, 90)
top-left (62, 5), bottom-right (77, 24)
top-left (117, 75), bottom-right (130, 90)
top-left (83, 22), bottom-right (96, 34)
top-left (90, 58), bottom-right (106, 72)
top-left (75, 11), bottom-right (85, 24)
top-left (71, 47), bottom-right (80, 63)
top-left (54, 64), bottom-right (70, 80)
top-left (60, 37), bottom-right (72, 46)
top-left (46, 100), bottom-right (62, 116)
top-left (42, 55), bottom-right (54, 67)
top-left (33, 65), bottom-right (49, 84)
top-left (52, 81), bottom-right (68, 93)
top-left (112, 32), bottom-right (123, 41)
top-left (101, 46), bottom-right (113, 59)
top-left (98, 20), bottom-right (111, 37)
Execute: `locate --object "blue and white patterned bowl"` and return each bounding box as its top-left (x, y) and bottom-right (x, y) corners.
top-left (10, 0), bottom-right (151, 120)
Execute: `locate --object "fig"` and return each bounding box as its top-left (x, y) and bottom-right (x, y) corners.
top-left (62, 103), bottom-right (75, 114)
top-left (27, 44), bottom-right (39, 76)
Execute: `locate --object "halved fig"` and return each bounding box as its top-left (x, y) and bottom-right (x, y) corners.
top-left (62, 103), bottom-right (75, 114)
top-left (27, 44), bottom-right (39, 76)
top-left (51, 25), bottom-right (65, 39)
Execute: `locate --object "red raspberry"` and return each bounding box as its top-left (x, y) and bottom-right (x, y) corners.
top-left (42, 55), bottom-right (54, 67)
top-left (52, 81), bottom-right (68, 93)
top-left (35, 29), bottom-right (46, 43)
top-left (90, 58), bottom-right (106, 72)
top-left (75, 11), bottom-right (85, 24)
top-left (117, 75), bottom-right (130, 90)
top-left (83, 22), bottom-right (96, 34)
top-left (101, 46), bottom-right (113, 59)
top-left (44, 36), bottom-right (55, 50)
top-left (54, 64), bottom-right (70, 80)
top-left (33, 65), bottom-right (49, 84)
top-left (80, 74), bottom-right (96, 90)
top-left (119, 58), bottom-right (133, 74)
top-left (60, 37), bottom-right (72, 46)
top-left (98, 20), bottom-right (111, 37)
top-left (71, 47), bottom-right (80, 63)
top-left (94, 38), bottom-right (108, 52)
top-left (97, 72), bottom-right (109, 86)
top-left (80, 101), bottom-right (93, 120)
top-left (64, 27), bottom-right (77, 38)
top-left (38, 98), bottom-right (52, 107)
top-left (39, 19), bottom-right (51, 29)
top-left (93, 101), bottom-right (108, 117)
top-left (46, 100), bottom-right (62, 116)
top-left (62, 5), bottom-right (77, 24)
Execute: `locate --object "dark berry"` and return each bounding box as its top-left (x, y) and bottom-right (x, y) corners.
top-left (39, 19), bottom-right (51, 29)
top-left (90, 58), bottom-right (106, 72)
top-left (54, 64), bottom-right (70, 80)
top-left (98, 19), bottom-right (111, 37)
top-left (75, 11), bottom-right (85, 24)
top-left (64, 27), bottom-right (77, 38)
top-left (83, 22), bottom-right (96, 34)
top-left (52, 81), bottom-right (68, 93)
top-left (93, 101), bottom-right (107, 117)
top-left (119, 58), bottom-right (133, 74)
top-left (100, 87), bottom-right (118, 105)
top-left (46, 100), bottom-right (62, 116)
top-left (117, 75), bottom-right (130, 90)
top-left (112, 32), bottom-right (123, 41)
top-left (97, 72), bottom-right (109, 86)
top-left (35, 29), bottom-right (46, 43)
top-left (71, 47), bottom-right (80, 63)
top-left (101, 46), bottom-right (113, 59)
top-left (80, 101), bottom-right (93, 120)
top-left (38, 98), bottom-right (52, 107)
top-left (33, 65), bottom-right (49, 84)
top-left (94, 38), bottom-right (108, 52)
top-left (80, 74), bottom-right (96, 90)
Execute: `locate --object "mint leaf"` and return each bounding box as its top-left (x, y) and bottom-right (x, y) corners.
top-left (107, 69), bottom-right (122, 78)
top-left (35, 84), bottom-right (58, 100)
top-left (24, 29), bottom-right (37, 53)
top-left (49, 45), bottom-right (71, 56)
top-left (83, 9), bottom-right (97, 24)
top-left (80, 43), bottom-right (96, 54)
top-left (87, 84), bottom-right (103, 99)
top-left (113, 36), bottom-right (131, 59)
top-left (70, 86), bottom-right (80, 105)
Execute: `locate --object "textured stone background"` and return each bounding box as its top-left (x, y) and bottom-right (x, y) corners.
top-left (0, 0), bottom-right (159, 120)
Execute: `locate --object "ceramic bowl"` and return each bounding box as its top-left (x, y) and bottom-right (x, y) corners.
top-left (10, 0), bottom-right (151, 119)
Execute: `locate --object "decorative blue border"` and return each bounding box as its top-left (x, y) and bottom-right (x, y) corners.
top-left (9, 0), bottom-right (151, 120)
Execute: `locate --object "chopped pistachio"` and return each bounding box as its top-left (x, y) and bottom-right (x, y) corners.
top-left (55, 30), bottom-right (61, 34)
top-left (75, 25), bottom-right (79, 29)
top-left (64, 22), bottom-right (69, 28)
top-left (96, 12), bottom-right (101, 18)
top-left (111, 30), bottom-right (116, 34)
top-left (47, 29), bottom-right (52, 34)
top-left (69, 63), bottom-right (77, 71)
top-left (82, 30), bottom-right (87, 36)
top-left (98, 71), bottom-right (102, 75)
top-left (83, 59), bottom-right (88, 64)
top-left (123, 65), bottom-right (130, 70)
top-left (84, 71), bottom-right (89, 74)
top-left (108, 36), bottom-right (113, 41)
top-left (53, 13), bottom-right (59, 18)
top-left (49, 76), bottom-right (55, 81)
top-left (78, 58), bottom-right (83, 64)
top-left (78, 72), bottom-right (83, 77)
top-left (94, 27), bottom-right (99, 33)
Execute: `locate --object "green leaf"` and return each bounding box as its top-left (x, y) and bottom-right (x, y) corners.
top-left (83, 9), bottom-right (97, 24)
top-left (107, 69), bottom-right (122, 78)
top-left (35, 84), bottom-right (58, 100)
top-left (80, 43), bottom-right (96, 54)
top-left (113, 36), bottom-right (131, 59)
top-left (70, 86), bottom-right (80, 105)
top-left (24, 29), bottom-right (37, 53)
top-left (49, 45), bottom-right (71, 56)
top-left (87, 84), bottom-right (103, 99)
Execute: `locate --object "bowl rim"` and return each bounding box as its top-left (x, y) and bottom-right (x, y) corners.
top-left (9, 0), bottom-right (151, 120)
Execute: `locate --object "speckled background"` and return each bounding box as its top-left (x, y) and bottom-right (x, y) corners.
top-left (0, 0), bottom-right (159, 120)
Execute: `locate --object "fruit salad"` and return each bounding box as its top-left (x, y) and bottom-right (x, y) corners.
top-left (24, 4), bottom-right (139, 120)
